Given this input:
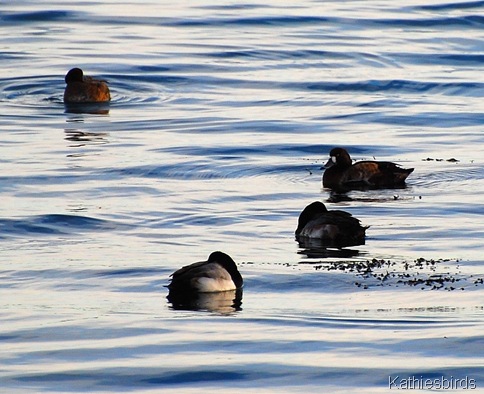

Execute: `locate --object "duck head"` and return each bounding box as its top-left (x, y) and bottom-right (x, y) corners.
top-left (65, 68), bottom-right (84, 84)
top-left (295, 201), bottom-right (328, 235)
top-left (324, 147), bottom-right (352, 169)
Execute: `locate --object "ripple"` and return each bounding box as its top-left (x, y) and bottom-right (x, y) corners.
top-left (415, 1), bottom-right (484, 11)
top-left (0, 10), bottom-right (73, 23)
top-left (0, 214), bottom-right (124, 238)
top-left (290, 80), bottom-right (484, 96)
top-left (412, 163), bottom-right (483, 188)
top-left (0, 74), bottom-right (172, 110)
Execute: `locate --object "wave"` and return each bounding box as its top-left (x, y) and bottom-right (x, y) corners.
top-left (0, 10), bottom-right (73, 23)
top-left (290, 80), bottom-right (484, 96)
top-left (0, 214), bottom-right (123, 238)
top-left (415, 1), bottom-right (484, 11)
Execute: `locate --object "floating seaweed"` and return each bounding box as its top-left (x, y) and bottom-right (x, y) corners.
top-left (301, 257), bottom-right (482, 291)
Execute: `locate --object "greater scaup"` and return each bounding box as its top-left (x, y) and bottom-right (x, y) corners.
top-left (295, 201), bottom-right (368, 247)
top-left (323, 147), bottom-right (414, 190)
top-left (167, 251), bottom-right (243, 293)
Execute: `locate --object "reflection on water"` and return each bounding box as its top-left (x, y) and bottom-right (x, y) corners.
top-left (326, 189), bottom-right (409, 203)
top-left (167, 289), bottom-right (243, 314)
top-left (64, 102), bottom-right (110, 115)
top-left (296, 237), bottom-right (362, 259)
top-left (64, 128), bottom-right (109, 146)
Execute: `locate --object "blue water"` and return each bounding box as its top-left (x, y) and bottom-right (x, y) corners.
top-left (1, 1), bottom-right (483, 392)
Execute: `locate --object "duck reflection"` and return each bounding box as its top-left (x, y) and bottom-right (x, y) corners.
top-left (64, 128), bottom-right (108, 146)
top-left (326, 190), bottom-right (409, 204)
top-left (296, 237), bottom-right (361, 258)
top-left (167, 288), bottom-right (243, 313)
top-left (323, 181), bottom-right (410, 195)
top-left (326, 191), bottom-right (354, 203)
top-left (64, 102), bottom-right (110, 115)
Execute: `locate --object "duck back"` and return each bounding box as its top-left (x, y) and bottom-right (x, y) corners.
top-left (168, 252), bottom-right (243, 293)
top-left (296, 201), bottom-right (367, 247)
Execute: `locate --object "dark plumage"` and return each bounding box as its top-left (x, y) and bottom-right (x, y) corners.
top-left (295, 201), bottom-right (368, 247)
top-left (323, 147), bottom-right (414, 190)
top-left (167, 251), bottom-right (243, 293)
top-left (63, 68), bottom-right (111, 103)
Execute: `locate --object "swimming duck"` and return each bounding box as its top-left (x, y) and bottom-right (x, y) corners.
top-left (323, 147), bottom-right (414, 190)
top-left (167, 251), bottom-right (243, 293)
top-left (295, 201), bottom-right (368, 247)
top-left (63, 68), bottom-right (111, 103)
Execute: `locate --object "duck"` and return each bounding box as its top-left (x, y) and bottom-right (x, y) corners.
top-left (323, 147), bottom-right (414, 190)
top-left (295, 201), bottom-right (368, 247)
top-left (63, 68), bottom-right (111, 103)
top-left (167, 251), bottom-right (243, 293)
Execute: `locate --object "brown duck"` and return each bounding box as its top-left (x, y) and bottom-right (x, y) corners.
top-left (63, 68), bottom-right (111, 103)
top-left (323, 147), bottom-right (414, 190)
top-left (295, 201), bottom-right (368, 247)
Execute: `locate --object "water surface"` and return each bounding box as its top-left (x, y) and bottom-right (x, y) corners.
top-left (1, 1), bottom-right (483, 392)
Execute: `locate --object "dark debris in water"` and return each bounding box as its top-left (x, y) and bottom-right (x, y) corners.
top-left (304, 257), bottom-right (483, 291)
top-left (422, 157), bottom-right (460, 162)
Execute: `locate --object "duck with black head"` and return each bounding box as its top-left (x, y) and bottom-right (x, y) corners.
top-left (167, 251), bottom-right (243, 294)
top-left (295, 201), bottom-right (368, 248)
top-left (63, 67), bottom-right (111, 103)
top-left (323, 147), bottom-right (414, 191)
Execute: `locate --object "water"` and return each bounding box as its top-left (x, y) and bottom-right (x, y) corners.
top-left (1, 1), bottom-right (483, 392)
